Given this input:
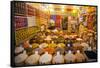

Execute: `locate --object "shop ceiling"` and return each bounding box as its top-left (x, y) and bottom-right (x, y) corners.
top-left (27, 3), bottom-right (96, 15)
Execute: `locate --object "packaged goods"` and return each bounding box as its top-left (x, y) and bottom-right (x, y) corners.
top-left (15, 50), bottom-right (28, 64)
top-left (64, 50), bottom-right (76, 63)
top-left (52, 51), bottom-right (64, 64)
top-left (75, 50), bottom-right (86, 62)
top-left (39, 52), bottom-right (52, 64)
top-left (44, 47), bottom-right (55, 54)
top-left (32, 43), bottom-right (39, 49)
top-left (25, 51), bottom-right (40, 65)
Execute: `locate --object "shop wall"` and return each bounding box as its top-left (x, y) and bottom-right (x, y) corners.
top-left (14, 2), bottom-right (40, 45)
top-left (14, 2), bottom-right (51, 45)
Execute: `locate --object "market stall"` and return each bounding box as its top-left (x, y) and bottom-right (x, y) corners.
top-left (13, 2), bottom-right (97, 66)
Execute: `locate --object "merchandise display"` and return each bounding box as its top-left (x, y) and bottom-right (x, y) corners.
top-left (11, 1), bottom-right (97, 67)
